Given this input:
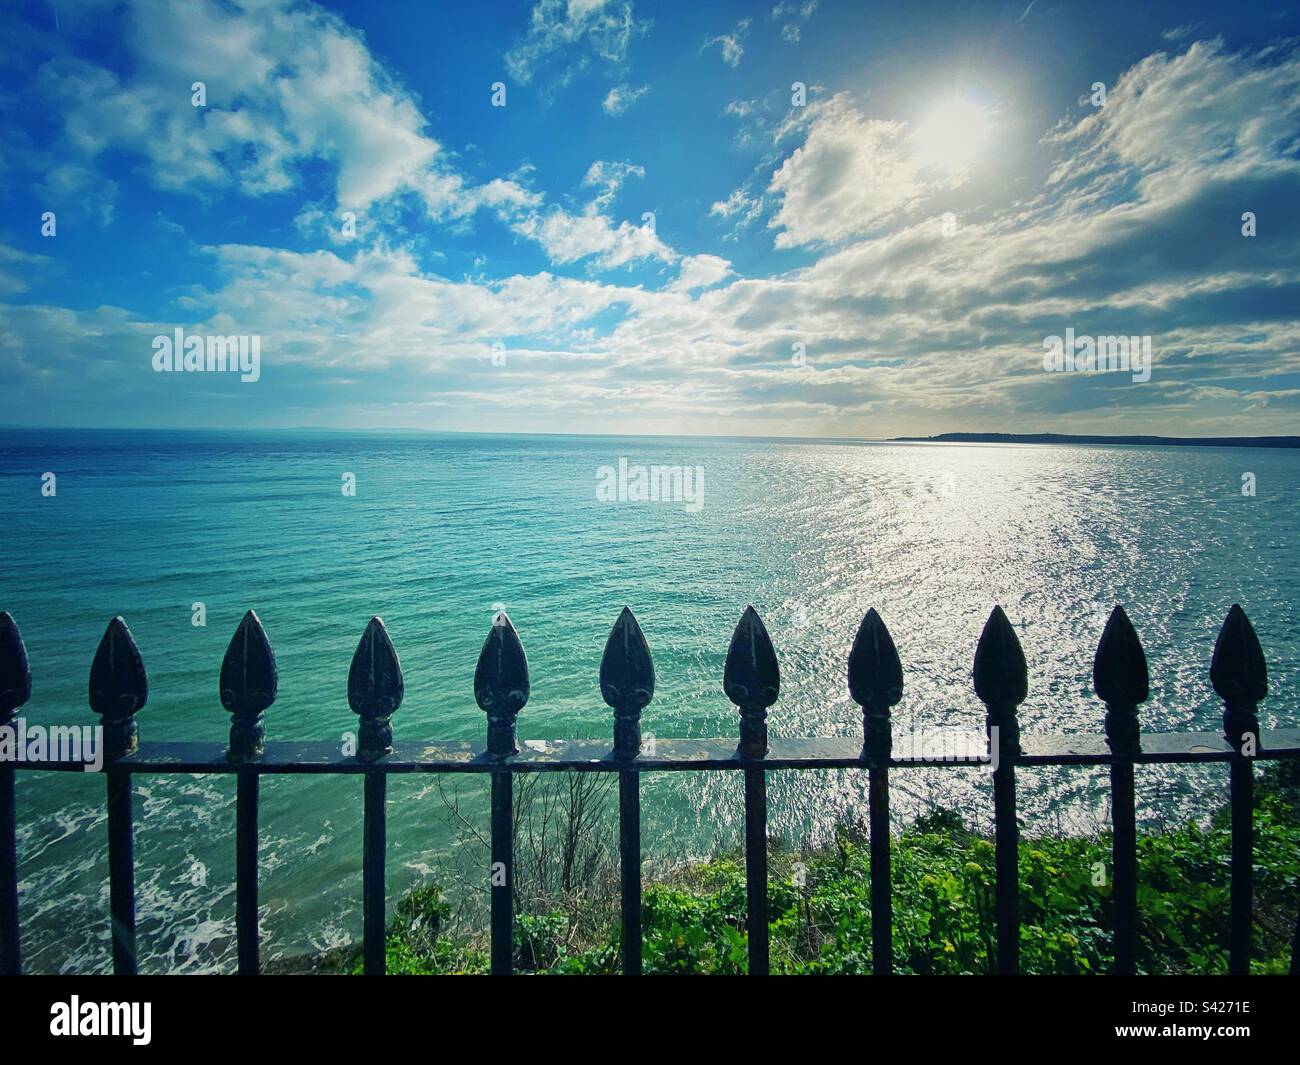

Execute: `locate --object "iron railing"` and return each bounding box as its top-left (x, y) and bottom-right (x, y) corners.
top-left (0, 602), bottom-right (1295, 976)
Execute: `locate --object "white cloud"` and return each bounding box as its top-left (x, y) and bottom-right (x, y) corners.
top-left (505, 0), bottom-right (649, 91)
top-left (703, 19), bottom-right (751, 67)
top-left (582, 159), bottom-right (645, 209)
top-left (766, 93), bottom-right (961, 248)
top-left (512, 206), bottom-right (675, 269)
top-left (1046, 38), bottom-right (1300, 182)
top-left (35, 0), bottom-right (455, 215)
top-left (8, 18), bottom-right (1300, 438)
top-left (771, 1), bottom-right (820, 17)
top-left (0, 244), bottom-right (54, 298)
top-left (25, 0), bottom-right (674, 274)
top-left (490, 159), bottom-right (675, 270)
top-left (772, 1), bottom-right (819, 44)
top-left (709, 187), bottom-right (765, 236)
top-left (669, 254), bottom-right (733, 292)
top-left (602, 83), bottom-right (649, 115)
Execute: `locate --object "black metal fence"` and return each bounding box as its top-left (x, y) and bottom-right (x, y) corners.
top-left (0, 602), bottom-right (1295, 976)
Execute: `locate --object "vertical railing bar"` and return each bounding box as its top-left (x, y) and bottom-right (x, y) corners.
top-left (973, 605), bottom-right (1027, 976)
top-left (90, 616), bottom-right (147, 977)
top-left (235, 771), bottom-right (259, 975)
top-left (1210, 603), bottom-right (1266, 977)
top-left (868, 765), bottom-right (891, 974)
top-left (1094, 604), bottom-right (1148, 976)
top-left (724, 605), bottom-right (779, 977)
top-left (348, 615), bottom-right (403, 978)
top-left (475, 611), bottom-right (528, 977)
top-left (106, 765), bottom-right (137, 975)
top-left (618, 770), bottom-right (642, 975)
top-left (0, 761), bottom-right (19, 975)
top-left (991, 755), bottom-right (1018, 975)
top-left (1228, 759), bottom-right (1252, 975)
top-left (490, 770), bottom-right (513, 976)
top-left (221, 610), bottom-right (275, 977)
top-left (743, 765), bottom-right (769, 976)
top-left (849, 607), bottom-right (902, 977)
top-left (1109, 760), bottom-right (1138, 974)
top-left (601, 606), bottom-right (654, 977)
top-left (362, 770), bottom-right (386, 975)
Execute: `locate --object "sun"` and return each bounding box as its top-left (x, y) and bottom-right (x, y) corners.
top-left (913, 97), bottom-right (992, 173)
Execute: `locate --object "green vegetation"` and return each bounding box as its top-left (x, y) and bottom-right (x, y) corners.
top-left (341, 763), bottom-right (1300, 975)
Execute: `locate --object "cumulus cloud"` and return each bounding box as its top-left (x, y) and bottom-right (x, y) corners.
top-left (17, 0), bottom-right (675, 275)
top-left (669, 254), bottom-right (733, 292)
top-left (766, 94), bottom-right (957, 248)
top-left (34, 0), bottom-right (450, 213)
top-left (495, 159), bottom-right (675, 270)
top-left (511, 207), bottom-right (674, 269)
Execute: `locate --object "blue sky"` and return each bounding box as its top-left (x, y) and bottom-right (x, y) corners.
top-left (2, 0), bottom-right (1299, 436)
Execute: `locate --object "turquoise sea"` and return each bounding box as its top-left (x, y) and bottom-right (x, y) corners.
top-left (1, 429), bottom-right (1296, 972)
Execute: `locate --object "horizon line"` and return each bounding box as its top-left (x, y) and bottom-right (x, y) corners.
top-left (2, 426), bottom-right (1299, 449)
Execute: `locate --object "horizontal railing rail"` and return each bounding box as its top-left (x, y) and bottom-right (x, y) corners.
top-left (0, 603), bottom-right (1294, 977)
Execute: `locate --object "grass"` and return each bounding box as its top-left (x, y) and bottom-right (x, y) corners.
top-left (297, 762), bottom-right (1300, 975)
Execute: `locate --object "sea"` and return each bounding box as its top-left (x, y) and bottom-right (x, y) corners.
top-left (1, 429), bottom-right (1296, 972)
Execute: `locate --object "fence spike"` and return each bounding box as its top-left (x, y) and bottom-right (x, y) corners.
top-left (476, 611), bottom-right (529, 757)
top-left (848, 607), bottom-right (900, 973)
top-left (1211, 604), bottom-right (1267, 750)
top-left (848, 608), bottom-right (902, 762)
top-left (220, 610), bottom-right (277, 759)
top-left (600, 606), bottom-right (654, 759)
top-left (973, 605), bottom-right (1027, 715)
top-left (1210, 604), bottom-right (1268, 975)
top-left (1094, 605), bottom-right (1149, 754)
top-left (349, 617), bottom-right (404, 759)
top-left (725, 605), bottom-right (779, 758)
top-left (1093, 605), bottom-right (1149, 707)
top-left (1093, 605), bottom-right (1148, 975)
top-left (89, 616), bottom-right (148, 758)
top-left (0, 613), bottom-right (32, 718)
top-left (973, 605), bottom-right (1025, 975)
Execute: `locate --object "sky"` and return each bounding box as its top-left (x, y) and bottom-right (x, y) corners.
top-left (1, 0), bottom-right (1299, 437)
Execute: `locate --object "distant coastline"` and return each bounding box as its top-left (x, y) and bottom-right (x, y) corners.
top-left (892, 432), bottom-right (1300, 450)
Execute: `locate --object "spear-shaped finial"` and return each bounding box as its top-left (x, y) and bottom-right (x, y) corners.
top-left (475, 612), bottom-right (529, 757)
top-left (1093, 605), bottom-right (1149, 755)
top-left (724, 606), bottom-right (780, 758)
top-left (89, 616), bottom-right (148, 758)
top-left (848, 608), bottom-right (903, 765)
top-left (1210, 604), bottom-right (1267, 754)
top-left (973, 605), bottom-right (1027, 757)
top-left (220, 610), bottom-right (277, 759)
top-left (349, 617), bottom-right (404, 759)
top-left (600, 607), bottom-right (655, 759)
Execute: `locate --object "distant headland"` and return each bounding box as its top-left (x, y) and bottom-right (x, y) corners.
top-left (892, 432), bottom-right (1300, 450)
